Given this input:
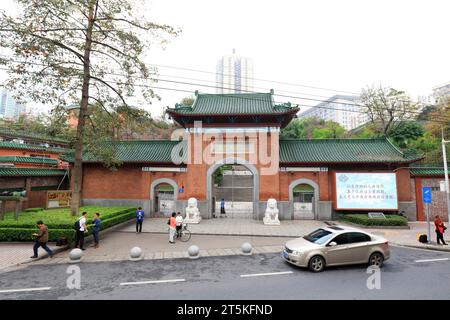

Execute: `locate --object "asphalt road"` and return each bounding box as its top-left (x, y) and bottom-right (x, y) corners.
top-left (0, 246), bottom-right (449, 300)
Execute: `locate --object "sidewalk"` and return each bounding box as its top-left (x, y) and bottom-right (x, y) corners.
top-left (0, 242), bottom-right (67, 272)
top-left (338, 221), bottom-right (450, 252)
top-left (2, 219), bottom-right (449, 270)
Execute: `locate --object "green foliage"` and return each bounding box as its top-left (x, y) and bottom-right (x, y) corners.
top-left (281, 116), bottom-right (346, 139)
top-left (389, 122), bottom-right (424, 148)
top-left (213, 164), bottom-right (233, 186)
top-left (0, 206), bottom-right (136, 242)
top-left (24, 208), bottom-right (44, 213)
top-left (339, 214), bottom-right (408, 226)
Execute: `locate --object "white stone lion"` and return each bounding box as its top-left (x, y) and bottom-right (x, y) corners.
top-left (184, 197), bottom-right (202, 224)
top-left (263, 198), bottom-right (280, 225)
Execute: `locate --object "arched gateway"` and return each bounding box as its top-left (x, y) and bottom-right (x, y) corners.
top-left (206, 158), bottom-right (259, 219)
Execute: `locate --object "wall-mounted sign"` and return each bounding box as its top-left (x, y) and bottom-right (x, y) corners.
top-left (335, 173), bottom-right (398, 210)
top-left (47, 190), bottom-right (71, 208)
top-left (280, 167), bottom-right (328, 172)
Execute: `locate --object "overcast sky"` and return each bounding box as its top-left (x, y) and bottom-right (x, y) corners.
top-left (1, 0), bottom-right (450, 118)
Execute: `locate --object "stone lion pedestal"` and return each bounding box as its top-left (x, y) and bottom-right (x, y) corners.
top-left (263, 198), bottom-right (280, 225)
top-left (184, 197), bottom-right (202, 224)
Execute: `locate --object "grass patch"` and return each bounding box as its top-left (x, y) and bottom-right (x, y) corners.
top-left (338, 213), bottom-right (408, 227)
top-left (0, 206), bottom-right (136, 242)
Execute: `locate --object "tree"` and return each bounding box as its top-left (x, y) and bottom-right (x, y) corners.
top-left (281, 116), bottom-right (346, 139)
top-left (389, 121), bottom-right (425, 148)
top-left (0, 0), bottom-right (179, 215)
top-left (360, 86), bottom-right (417, 136)
top-left (313, 121), bottom-right (346, 139)
top-left (180, 96), bottom-right (195, 106)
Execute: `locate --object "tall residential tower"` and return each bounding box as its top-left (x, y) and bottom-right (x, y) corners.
top-left (216, 50), bottom-right (253, 94)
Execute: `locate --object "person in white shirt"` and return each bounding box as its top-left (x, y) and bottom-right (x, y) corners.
top-left (75, 211), bottom-right (88, 250)
top-left (175, 212), bottom-right (184, 239)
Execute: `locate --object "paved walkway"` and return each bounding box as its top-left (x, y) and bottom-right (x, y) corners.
top-left (0, 243), bottom-right (63, 272)
top-left (120, 218), bottom-right (326, 237)
top-left (1, 219), bottom-right (449, 270)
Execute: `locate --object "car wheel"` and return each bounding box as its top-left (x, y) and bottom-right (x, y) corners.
top-left (369, 252), bottom-right (384, 268)
top-left (308, 255), bottom-right (325, 272)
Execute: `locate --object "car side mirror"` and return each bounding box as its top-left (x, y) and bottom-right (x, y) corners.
top-left (328, 241), bottom-right (337, 247)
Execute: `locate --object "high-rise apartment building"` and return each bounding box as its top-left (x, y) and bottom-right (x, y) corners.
top-left (297, 95), bottom-right (369, 131)
top-left (216, 50), bottom-right (253, 94)
top-left (0, 89), bottom-right (26, 119)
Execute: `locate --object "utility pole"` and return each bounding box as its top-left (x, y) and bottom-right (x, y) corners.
top-left (442, 127), bottom-right (450, 225)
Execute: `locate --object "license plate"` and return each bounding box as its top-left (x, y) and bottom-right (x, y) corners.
top-left (282, 251), bottom-right (289, 259)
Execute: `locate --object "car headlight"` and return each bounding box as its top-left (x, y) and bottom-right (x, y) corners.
top-left (291, 250), bottom-right (303, 256)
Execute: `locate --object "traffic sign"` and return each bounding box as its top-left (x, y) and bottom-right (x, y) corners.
top-left (422, 187), bottom-right (432, 204)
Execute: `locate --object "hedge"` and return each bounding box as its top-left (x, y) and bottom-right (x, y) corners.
top-left (25, 208), bottom-right (44, 213)
top-left (0, 208), bottom-right (136, 242)
top-left (339, 214), bottom-right (408, 226)
top-left (0, 206), bottom-right (136, 229)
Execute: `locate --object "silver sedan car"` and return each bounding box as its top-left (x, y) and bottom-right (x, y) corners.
top-left (282, 225), bottom-right (390, 272)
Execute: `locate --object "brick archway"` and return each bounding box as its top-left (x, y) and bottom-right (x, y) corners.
top-left (288, 178), bottom-right (319, 220)
top-left (206, 158), bottom-right (259, 219)
top-left (150, 178), bottom-right (178, 214)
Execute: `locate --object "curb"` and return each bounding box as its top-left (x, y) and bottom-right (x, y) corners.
top-left (391, 242), bottom-right (450, 253)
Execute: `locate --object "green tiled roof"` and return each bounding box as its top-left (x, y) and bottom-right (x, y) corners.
top-left (0, 127), bottom-right (69, 144)
top-left (166, 92), bottom-right (297, 115)
top-left (0, 168), bottom-right (66, 176)
top-left (0, 141), bottom-right (69, 153)
top-left (0, 156), bottom-right (59, 165)
top-left (280, 138), bottom-right (418, 163)
top-left (61, 140), bottom-right (186, 163)
top-left (410, 167), bottom-right (450, 176)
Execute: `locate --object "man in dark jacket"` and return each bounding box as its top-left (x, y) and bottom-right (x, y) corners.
top-left (30, 220), bottom-right (53, 258)
top-left (136, 207), bottom-right (144, 233)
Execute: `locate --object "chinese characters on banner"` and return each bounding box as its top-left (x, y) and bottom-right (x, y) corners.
top-left (335, 173), bottom-right (398, 210)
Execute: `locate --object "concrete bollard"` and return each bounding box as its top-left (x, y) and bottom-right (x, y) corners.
top-left (241, 242), bottom-right (252, 255)
top-left (130, 246), bottom-right (143, 261)
top-left (188, 245), bottom-right (200, 259)
top-left (69, 248), bottom-right (83, 263)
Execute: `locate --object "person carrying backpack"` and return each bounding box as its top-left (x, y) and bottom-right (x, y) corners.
top-left (74, 212), bottom-right (88, 250)
top-left (136, 207), bottom-right (144, 234)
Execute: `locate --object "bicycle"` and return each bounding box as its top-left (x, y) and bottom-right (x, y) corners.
top-left (178, 223), bottom-right (191, 242)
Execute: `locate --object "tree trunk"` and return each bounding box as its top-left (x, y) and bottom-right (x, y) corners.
top-left (70, 1), bottom-right (97, 216)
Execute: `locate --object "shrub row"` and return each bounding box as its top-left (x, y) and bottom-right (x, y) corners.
top-left (339, 214), bottom-right (408, 226)
top-left (0, 208), bottom-right (136, 229)
top-left (0, 210), bottom-right (135, 242)
top-left (25, 208), bottom-right (44, 213)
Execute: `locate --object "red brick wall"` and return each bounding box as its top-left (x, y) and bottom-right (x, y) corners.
top-left (81, 164), bottom-right (187, 200)
top-left (415, 177), bottom-right (449, 222)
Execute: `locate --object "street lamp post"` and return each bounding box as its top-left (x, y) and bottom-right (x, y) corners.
top-left (442, 128), bottom-right (450, 225)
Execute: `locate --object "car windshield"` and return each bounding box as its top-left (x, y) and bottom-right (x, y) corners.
top-left (303, 228), bottom-right (334, 245)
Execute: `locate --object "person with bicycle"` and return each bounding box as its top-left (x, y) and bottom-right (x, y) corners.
top-left (168, 212), bottom-right (177, 244)
top-left (175, 211), bottom-right (184, 239)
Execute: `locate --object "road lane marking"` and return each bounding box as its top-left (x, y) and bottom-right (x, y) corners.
top-left (240, 271), bottom-right (293, 278)
top-left (120, 279), bottom-right (185, 286)
top-left (415, 258), bottom-right (450, 263)
top-left (0, 287), bottom-right (51, 294)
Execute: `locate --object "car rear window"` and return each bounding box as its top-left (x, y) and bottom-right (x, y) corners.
top-left (303, 228), bottom-right (334, 245)
top-left (348, 232), bottom-right (371, 243)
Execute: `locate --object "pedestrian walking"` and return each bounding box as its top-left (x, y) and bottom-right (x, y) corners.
top-left (135, 207), bottom-right (144, 233)
top-left (434, 215), bottom-right (448, 245)
top-left (168, 212), bottom-right (177, 244)
top-left (30, 220), bottom-right (53, 258)
top-left (176, 211), bottom-right (184, 238)
top-left (91, 213), bottom-right (101, 248)
top-left (74, 211), bottom-right (88, 250)
top-left (220, 198), bottom-right (226, 218)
